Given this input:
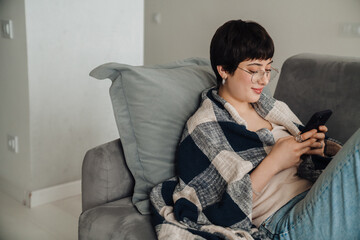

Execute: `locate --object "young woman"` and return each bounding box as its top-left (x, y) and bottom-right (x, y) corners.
top-left (150, 19), bottom-right (360, 240)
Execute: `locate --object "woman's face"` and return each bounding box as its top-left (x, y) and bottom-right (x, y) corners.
top-left (218, 59), bottom-right (273, 104)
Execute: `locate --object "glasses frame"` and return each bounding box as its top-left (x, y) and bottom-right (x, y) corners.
top-left (237, 66), bottom-right (279, 84)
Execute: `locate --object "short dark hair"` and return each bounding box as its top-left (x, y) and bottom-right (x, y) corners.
top-left (210, 20), bottom-right (274, 85)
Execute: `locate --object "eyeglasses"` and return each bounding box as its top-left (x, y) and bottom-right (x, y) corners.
top-left (237, 67), bottom-right (279, 84)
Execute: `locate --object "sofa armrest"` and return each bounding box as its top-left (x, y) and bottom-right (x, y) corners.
top-left (81, 138), bottom-right (135, 212)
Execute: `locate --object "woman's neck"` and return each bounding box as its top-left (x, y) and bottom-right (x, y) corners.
top-left (233, 101), bottom-right (254, 116)
top-left (218, 87), bottom-right (254, 115)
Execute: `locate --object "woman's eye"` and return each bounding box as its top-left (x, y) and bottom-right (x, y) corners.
top-left (265, 69), bottom-right (272, 73)
top-left (249, 70), bottom-right (257, 74)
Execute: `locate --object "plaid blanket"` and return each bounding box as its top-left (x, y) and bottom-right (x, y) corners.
top-left (150, 87), bottom-right (338, 240)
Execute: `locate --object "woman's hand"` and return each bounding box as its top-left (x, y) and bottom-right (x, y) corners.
top-left (305, 125), bottom-right (328, 156)
top-left (267, 129), bottom-right (318, 173)
top-left (250, 129), bottom-right (317, 196)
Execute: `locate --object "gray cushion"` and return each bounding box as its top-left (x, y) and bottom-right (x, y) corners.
top-left (274, 53), bottom-right (360, 143)
top-left (90, 58), bottom-right (217, 214)
top-left (79, 197), bottom-right (156, 240)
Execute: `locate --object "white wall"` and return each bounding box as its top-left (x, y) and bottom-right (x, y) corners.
top-left (0, 0), bottom-right (31, 203)
top-left (145, 0), bottom-right (360, 93)
top-left (25, 0), bottom-right (144, 191)
top-left (0, 0), bottom-right (144, 203)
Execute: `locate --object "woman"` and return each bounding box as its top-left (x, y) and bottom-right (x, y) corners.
top-left (150, 19), bottom-right (360, 240)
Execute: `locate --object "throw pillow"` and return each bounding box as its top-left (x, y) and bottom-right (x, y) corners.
top-left (90, 58), bottom-right (217, 214)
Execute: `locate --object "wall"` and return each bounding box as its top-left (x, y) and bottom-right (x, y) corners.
top-left (25, 0), bottom-right (144, 190)
top-left (0, 0), bottom-right (144, 203)
top-left (145, 0), bottom-right (360, 93)
top-left (0, 0), bottom-right (31, 203)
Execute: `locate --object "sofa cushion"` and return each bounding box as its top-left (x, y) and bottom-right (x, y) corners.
top-left (79, 197), bottom-right (156, 240)
top-left (90, 58), bottom-right (217, 214)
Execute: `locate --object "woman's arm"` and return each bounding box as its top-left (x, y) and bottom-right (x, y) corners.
top-left (250, 130), bottom-right (317, 199)
top-left (250, 155), bottom-right (279, 198)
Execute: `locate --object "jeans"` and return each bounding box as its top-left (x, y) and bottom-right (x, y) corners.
top-left (259, 129), bottom-right (360, 240)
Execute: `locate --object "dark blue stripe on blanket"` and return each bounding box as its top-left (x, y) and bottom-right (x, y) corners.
top-left (207, 89), bottom-right (225, 110)
top-left (150, 203), bottom-right (165, 227)
top-left (162, 180), bottom-right (178, 206)
top-left (203, 191), bottom-right (247, 227)
top-left (219, 122), bottom-right (263, 151)
top-left (177, 136), bottom-right (211, 184)
top-left (174, 198), bottom-right (198, 223)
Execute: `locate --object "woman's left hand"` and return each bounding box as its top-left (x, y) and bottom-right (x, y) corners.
top-left (305, 125), bottom-right (328, 156)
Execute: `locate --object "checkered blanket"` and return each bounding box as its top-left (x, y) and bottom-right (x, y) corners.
top-left (150, 87), bottom-right (337, 240)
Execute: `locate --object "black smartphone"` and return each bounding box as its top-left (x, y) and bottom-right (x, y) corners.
top-left (301, 109), bottom-right (332, 133)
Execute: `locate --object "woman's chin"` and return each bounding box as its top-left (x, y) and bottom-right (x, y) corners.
top-left (249, 94), bottom-right (261, 103)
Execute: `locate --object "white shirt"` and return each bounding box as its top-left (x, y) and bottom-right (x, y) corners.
top-left (251, 122), bottom-right (313, 227)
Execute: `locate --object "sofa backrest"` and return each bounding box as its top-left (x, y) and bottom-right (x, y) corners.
top-left (274, 53), bottom-right (360, 143)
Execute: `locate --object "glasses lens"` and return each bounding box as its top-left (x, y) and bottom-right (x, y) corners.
top-left (252, 71), bottom-right (268, 83)
top-left (250, 67), bottom-right (279, 83)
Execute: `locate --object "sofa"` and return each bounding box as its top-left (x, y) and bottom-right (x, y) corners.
top-left (78, 53), bottom-right (360, 240)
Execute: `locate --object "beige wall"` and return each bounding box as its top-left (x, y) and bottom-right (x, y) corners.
top-left (25, 0), bottom-right (144, 191)
top-left (0, 0), bottom-right (31, 203)
top-left (145, 0), bottom-right (360, 93)
top-left (0, 0), bottom-right (144, 203)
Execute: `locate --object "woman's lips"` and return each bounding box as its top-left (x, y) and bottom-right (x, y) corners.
top-left (252, 88), bottom-right (263, 94)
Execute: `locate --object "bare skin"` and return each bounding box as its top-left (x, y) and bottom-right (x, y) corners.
top-left (217, 59), bottom-right (327, 199)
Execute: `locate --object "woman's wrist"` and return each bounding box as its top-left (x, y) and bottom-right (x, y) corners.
top-left (261, 154), bottom-right (280, 175)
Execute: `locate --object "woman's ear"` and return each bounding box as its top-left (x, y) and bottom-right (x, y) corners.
top-left (217, 65), bottom-right (227, 79)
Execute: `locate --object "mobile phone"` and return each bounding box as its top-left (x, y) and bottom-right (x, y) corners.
top-left (301, 109), bottom-right (332, 133)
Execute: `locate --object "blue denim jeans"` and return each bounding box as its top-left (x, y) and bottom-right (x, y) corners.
top-left (259, 129), bottom-right (360, 240)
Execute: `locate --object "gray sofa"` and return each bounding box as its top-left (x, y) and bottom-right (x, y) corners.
top-left (78, 53), bottom-right (360, 240)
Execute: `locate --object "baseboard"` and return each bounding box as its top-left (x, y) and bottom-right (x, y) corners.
top-left (27, 180), bottom-right (81, 208)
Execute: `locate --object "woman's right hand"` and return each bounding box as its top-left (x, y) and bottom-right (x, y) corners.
top-left (267, 129), bottom-right (318, 173)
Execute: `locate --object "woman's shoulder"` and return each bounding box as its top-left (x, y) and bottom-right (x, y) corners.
top-left (186, 97), bottom-right (218, 133)
top-left (265, 94), bottom-right (303, 126)
top-left (258, 92), bottom-right (294, 114)
top-left (179, 95), bottom-right (220, 143)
